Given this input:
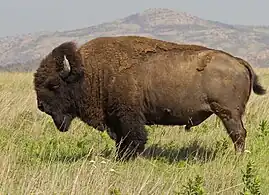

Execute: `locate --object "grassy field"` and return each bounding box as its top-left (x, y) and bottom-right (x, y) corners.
top-left (0, 69), bottom-right (269, 195)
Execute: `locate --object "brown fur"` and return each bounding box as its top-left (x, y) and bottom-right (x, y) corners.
top-left (33, 35), bottom-right (266, 160)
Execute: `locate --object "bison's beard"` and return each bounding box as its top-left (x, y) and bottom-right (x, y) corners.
top-left (51, 113), bottom-right (72, 132)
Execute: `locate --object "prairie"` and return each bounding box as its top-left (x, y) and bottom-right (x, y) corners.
top-left (0, 69), bottom-right (268, 194)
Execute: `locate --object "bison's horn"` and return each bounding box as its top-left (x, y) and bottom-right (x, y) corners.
top-left (63, 55), bottom-right (71, 72)
top-left (60, 55), bottom-right (71, 78)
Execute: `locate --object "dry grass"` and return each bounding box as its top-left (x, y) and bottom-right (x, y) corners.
top-left (0, 69), bottom-right (269, 194)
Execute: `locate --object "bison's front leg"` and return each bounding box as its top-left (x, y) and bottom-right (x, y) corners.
top-left (114, 112), bottom-right (148, 161)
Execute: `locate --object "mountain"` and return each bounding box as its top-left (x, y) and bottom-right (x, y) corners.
top-left (2, 8), bottom-right (269, 71)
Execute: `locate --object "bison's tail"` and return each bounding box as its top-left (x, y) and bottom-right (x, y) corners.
top-left (253, 73), bottom-right (266, 95)
top-left (236, 57), bottom-right (266, 95)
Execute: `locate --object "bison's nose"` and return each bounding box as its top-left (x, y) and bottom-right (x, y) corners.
top-left (38, 102), bottom-right (45, 112)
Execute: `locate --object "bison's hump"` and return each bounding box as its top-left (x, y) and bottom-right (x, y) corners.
top-left (78, 35), bottom-right (212, 72)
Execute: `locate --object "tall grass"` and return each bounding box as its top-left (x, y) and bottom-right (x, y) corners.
top-left (0, 70), bottom-right (268, 194)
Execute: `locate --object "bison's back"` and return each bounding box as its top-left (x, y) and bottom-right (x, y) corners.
top-left (83, 35), bottom-right (210, 53)
top-left (78, 36), bottom-right (211, 73)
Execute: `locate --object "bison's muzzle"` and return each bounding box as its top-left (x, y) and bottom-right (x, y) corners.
top-left (51, 113), bottom-right (72, 132)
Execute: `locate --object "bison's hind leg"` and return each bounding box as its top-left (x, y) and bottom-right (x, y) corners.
top-left (211, 102), bottom-right (246, 153)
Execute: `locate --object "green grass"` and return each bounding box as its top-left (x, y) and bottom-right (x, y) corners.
top-left (0, 70), bottom-right (268, 194)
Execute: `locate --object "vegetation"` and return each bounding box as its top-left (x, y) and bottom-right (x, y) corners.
top-left (0, 69), bottom-right (268, 194)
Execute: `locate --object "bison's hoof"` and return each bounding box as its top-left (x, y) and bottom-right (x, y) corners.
top-left (116, 142), bottom-right (145, 161)
top-left (184, 125), bottom-right (192, 132)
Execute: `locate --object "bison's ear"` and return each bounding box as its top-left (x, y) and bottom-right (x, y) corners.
top-left (52, 41), bottom-right (84, 83)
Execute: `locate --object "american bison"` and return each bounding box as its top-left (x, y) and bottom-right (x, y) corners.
top-left (33, 35), bottom-right (266, 160)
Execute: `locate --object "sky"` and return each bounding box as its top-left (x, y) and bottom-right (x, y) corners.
top-left (0, 0), bottom-right (269, 37)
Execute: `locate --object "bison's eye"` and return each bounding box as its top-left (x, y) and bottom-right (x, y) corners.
top-left (46, 83), bottom-right (60, 91)
top-left (51, 84), bottom-right (60, 90)
top-left (44, 77), bottom-right (61, 91)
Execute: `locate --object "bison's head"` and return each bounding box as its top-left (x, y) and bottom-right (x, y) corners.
top-left (34, 41), bottom-right (84, 132)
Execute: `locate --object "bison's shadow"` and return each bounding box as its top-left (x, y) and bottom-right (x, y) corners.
top-left (37, 141), bottom-right (217, 164)
top-left (141, 141), bottom-right (217, 163)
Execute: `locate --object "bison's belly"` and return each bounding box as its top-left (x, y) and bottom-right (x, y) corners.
top-left (145, 114), bottom-right (188, 126)
top-left (144, 105), bottom-right (211, 126)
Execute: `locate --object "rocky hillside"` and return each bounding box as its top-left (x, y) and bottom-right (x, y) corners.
top-left (2, 8), bottom-right (269, 71)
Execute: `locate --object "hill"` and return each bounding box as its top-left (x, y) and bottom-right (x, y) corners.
top-left (2, 8), bottom-right (269, 71)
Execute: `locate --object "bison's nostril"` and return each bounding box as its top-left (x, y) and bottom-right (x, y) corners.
top-left (38, 102), bottom-right (44, 112)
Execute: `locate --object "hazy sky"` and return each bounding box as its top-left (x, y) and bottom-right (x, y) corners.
top-left (1, 0), bottom-right (268, 37)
